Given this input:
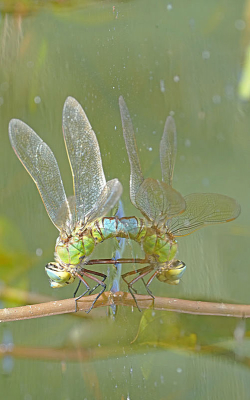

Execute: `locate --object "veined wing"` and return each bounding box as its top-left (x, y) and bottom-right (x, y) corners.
top-left (135, 177), bottom-right (186, 227)
top-left (167, 193), bottom-right (241, 237)
top-left (119, 96), bottom-right (144, 207)
top-left (9, 119), bottom-right (70, 231)
top-left (160, 116), bottom-right (177, 186)
top-left (85, 178), bottom-right (123, 225)
top-left (63, 96), bottom-right (106, 221)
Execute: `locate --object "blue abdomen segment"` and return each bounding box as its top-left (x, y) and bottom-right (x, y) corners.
top-left (96, 217), bottom-right (144, 240)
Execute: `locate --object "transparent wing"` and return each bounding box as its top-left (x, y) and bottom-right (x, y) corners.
top-left (160, 115), bottom-right (177, 186)
top-left (135, 178), bottom-right (186, 226)
top-left (9, 119), bottom-right (70, 231)
top-left (167, 193), bottom-right (241, 237)
top-left (63, 96), bottom-right (106, 221)
top-left (119, 96), bottom-right (144, 207)
top-left (85, 179), bottom-right (123, 225)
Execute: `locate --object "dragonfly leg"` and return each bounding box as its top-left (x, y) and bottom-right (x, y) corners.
top-left (140, 271), bottom-right (159, 309)
top-left (141, 277), bottom-right (154, 298)
top-left (122, 266), bottom-right (150, 293)
top-left (74, 269), bottom-right (107, 298)
top-left (74, 280), bottom-right (82, 298)
top-left (122, 269), bottom-right (138, 293)
top-left (84, 269), bottom-right (107, 295)
top-left (74, 274), bottom-right (91, 312)
top-left (145, 271), bottom-right (158, 299)
top-left (122, 266), bottom-right (153, 311)
top-left (79, 270), bottom-right (107, 313)
top-left (128, 286), bottom-right (140, 311)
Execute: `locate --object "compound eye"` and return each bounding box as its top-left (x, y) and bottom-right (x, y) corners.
top-left (171, 260), bottom-right (186, 271)
top-left (156, 259), bottom-right (186, 284)
top-left (45, 263), bottom-right (74, 285)
top-left (167, 260), bottom-right (186, 279)
top-left (49, 281), bottom-right (68, 288)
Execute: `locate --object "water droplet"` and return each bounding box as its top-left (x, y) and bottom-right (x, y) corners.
top-left (212, 94), bottom-right (221, 104)
top-left (235, 19), bottom-right (245, 31)
top-left (160, 79), bottom-right (165, 93)
top-left (202, 50), bottom-right (210, 60)
top-left (34, 96), bottom-right (41, 104)
top-left (36, 248), bottom-right (43, 257)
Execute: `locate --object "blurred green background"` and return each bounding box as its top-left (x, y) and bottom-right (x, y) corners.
top-left (0, 0), bottom-right (250, 399)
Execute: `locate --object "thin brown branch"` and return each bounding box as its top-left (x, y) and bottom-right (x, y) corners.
top-left (1, 291), bottom-right (250, 322)
top-left (0, 285), bottom-right (105, 319)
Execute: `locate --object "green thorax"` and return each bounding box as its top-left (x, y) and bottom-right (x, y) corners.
top-left (141, 228), bottom-right (177, 262)
top-left (55, 225), bottom-right (95, 267)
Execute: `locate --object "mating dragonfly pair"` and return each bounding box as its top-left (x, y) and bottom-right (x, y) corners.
top-left (9, 96), bottom-right (241, 312)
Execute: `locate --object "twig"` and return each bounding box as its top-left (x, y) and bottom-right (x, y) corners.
top-left (0, 291), bottom-right (250, 322)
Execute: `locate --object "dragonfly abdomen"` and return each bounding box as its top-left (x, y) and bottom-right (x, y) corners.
top-left (91, 217), bottom-right (178, 263)
top-left (91, 216), bottom-right (147, 241)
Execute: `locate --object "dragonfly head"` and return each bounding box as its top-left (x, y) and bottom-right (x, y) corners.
top-left (156, 259), bottom-right (186, 285)
top-left (45, 262), bottom-right (75, 288)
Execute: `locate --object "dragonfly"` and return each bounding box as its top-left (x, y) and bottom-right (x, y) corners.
top-left (9, 96), bottom-right (124, 312)
top-left (8, 95), bottom-right (241, 312)
top-left (110, 96), bottom-right (241, 307)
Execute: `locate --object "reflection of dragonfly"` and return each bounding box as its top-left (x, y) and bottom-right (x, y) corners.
top-left (9, 96), bottom-right (123, 311)
top-left (113, 96), bottom-right (241, 306)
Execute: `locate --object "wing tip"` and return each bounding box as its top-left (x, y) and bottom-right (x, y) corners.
top-left (119, 95), bottom-right (125, 107)
top-left (9, 118), bottom-right (21, 130)
top-left (119, 96), bottom-right (131, 121)
top-left (230, 200), bottom-right (241, 221)
top-left (64, 96), bottom-right (80, 111)
top-left (8, 119), bottom-right (26, 141)
top-left (164, 115), bottom-right (176, 133)
top-left (108, 178), bottom-right (123, 196)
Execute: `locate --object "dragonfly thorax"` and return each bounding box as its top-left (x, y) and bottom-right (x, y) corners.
top-left (142, 231), bottom-right (178, 263)
top-left (55, 227), bottom-right (96, 267)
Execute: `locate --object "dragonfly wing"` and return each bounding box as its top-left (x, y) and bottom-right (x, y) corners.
top-left (160, 115), bottom-right (177, 186)
top-left (9, 119), bottom-right (70, 231)
top-left (119, 96), bottom-right (144, 207)
top-left (63, 96), bottom-right (106, 221)
top-left (135, 177), bottom-right (186, 225)
top-left (85, 179), bottom-right (123, 225)
top-left (168, 193), bottom-right (241, 237)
